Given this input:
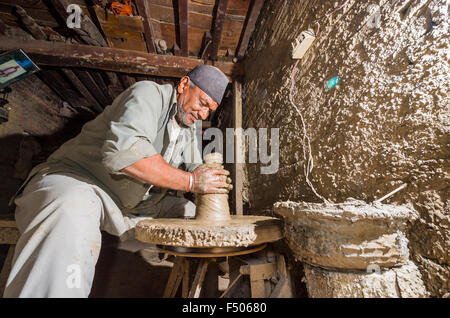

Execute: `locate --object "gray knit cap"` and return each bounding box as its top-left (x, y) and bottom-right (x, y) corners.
top-left (187, 65), bottom-right (229, 105)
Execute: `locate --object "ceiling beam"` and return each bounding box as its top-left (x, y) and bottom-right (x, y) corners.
top-left (0, 38), bottom-right (244, 78)
top-left (48, 0), bottom-right (108, 47)
top-left (236, 0), bottom-right (265, 58)
top-left (210, 0), bottom-right (229, 60)
top-left (60, 68), bottom-right (103, 113)
top-left (177, 0), bottom-right (189, 57)
top-left (135, 0), bottom-right (157, 53)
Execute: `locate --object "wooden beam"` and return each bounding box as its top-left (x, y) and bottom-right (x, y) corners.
top-left (14, 5), bottom-right (47, 40)
top-left (236, 0), bottom-right (264, 58)
top-left (0, 0), bottom-right (46, 8)
top-left (233, 80), bottom-right (244, 215)
top-left (177, 0), bottom-right (189, 57)
top-left (0, 18), bottom-right (7, 35)
top-left (48, 0), bottom-right (107, 47)
top-left (118, 73), bottom-right (136, 89)
top-left (135, 0), bottom-right (156, 53)
top-left (0, 38), bottom-right (244, 78)
top-left (210, 0), bottom-right (229, 60)
top-left (60, 68), bottom-right (103, 113)
top-left (37, 69), bottom-right (87, 108)
top-left (200, 31), bottom-right (212, 62)
top-left (88, 70), bottom-right (113, 105)
top-left (72, 69), bottom-right (110, 108)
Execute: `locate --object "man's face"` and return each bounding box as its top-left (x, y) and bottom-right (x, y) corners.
top-left (176, 76), bottom-right (219, 127)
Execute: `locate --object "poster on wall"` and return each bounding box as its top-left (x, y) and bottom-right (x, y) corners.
top-left (0, 49), bottom-right (40, 89)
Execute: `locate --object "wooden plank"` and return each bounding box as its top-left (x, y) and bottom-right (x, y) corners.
top-left (37, 69), bottom-right (87, 108)
top-left (210, 0), bottom-right (229, 60)
top-left (72, 69), bottom-right (110, 108)
top-left (269, 255), bottom-right (293, 298)
top-left (177, 0), bottom-right (189, 56)
top-left (0, 4), bottom-right (59, 27)
top-left (233, 80), bottom-right (243, 215)
top-left (0, 14), bottom-right (7, 34)
top-left (0, 0), bottom-right (46, 9)
top-left (157, 21), bottom-right (205, 57)
top-left (118, 73), bottom-right (136, 88)
top-left (60, 68), bottom-right (103, 113)
top-left (0, 38), bottom-right (244, 78)
top-left (48, 0), bottom-right (108, 47)
top-left (188, 259), bottom-right (208, 298)
top-left (181, 258), bottom-right (190, 298)
top-left (14, 5), bottom-right (47, 40)
top-left (0, 228), bottom-right (19, 244)
top-left (163, 256), bottom-right (184, 298)
top-left (151, 0), bottom-right (249, 16)
top-left (92, 5), bottom-right (146, 52)
top-left (248, 263), bottom-right (277, 298)
top-left (135, 0), bottom-right (156, 53)
top-left (88, 70), bottom-right (113, 105)
top-left (236, 0), bottom-right (264, 58)
top-left (202, 261), bottom-right (219, 297)
top-left (169, 260), bottom-right (185, 298)
top-left (218, 16), bottom-right (245, 57)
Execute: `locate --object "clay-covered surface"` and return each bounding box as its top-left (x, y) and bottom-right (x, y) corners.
top-left (274, 200), bottom-right (417, 270)
top-left (243, 0), bottom-right (449, 296)
top-left (304, 261), bottom-right (428, 298)
top-left (135, 215), bottom-right (283, 247)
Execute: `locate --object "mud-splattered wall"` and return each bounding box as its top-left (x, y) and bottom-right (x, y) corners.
top-left (243, 0), bottom-right (449, 296)
top-left (0, 74), bottom-right (95, 213)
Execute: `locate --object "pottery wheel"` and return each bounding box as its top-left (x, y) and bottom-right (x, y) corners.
top-left (135, 215), bottom-right (283, 248)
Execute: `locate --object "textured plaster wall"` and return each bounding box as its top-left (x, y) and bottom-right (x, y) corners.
top-left (243, 0), bottom-right (449, 296)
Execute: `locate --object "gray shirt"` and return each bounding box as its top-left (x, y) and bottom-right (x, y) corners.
top-left (13, 81), bottom-right (203, 210)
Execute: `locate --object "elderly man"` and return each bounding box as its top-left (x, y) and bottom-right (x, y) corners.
top-left (4, 65), bottom-right (231, 297)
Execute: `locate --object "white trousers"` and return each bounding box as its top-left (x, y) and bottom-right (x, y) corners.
top-left (3, 172), bottom-right (195, 298)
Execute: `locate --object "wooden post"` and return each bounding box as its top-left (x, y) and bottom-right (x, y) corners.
top-left (177, 0), bottom-right (189, 57)
top-left (163, 256), bottom-right (185, 298)
top-left (188, 260), bottom-right (209, 298)
top-left (233, 80), bottom-right (244, 215)
top-left (210, 0), bottom-right (229, 60)
top-left (135, 0), bottom-right (157, 53)
top-left (235, 0), bottom-right (265, 58)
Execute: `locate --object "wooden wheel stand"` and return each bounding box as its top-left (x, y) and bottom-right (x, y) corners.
top-left (134, 153), bottom-right (285, 298)
top-left (158, 244), bottom-right (267, 298)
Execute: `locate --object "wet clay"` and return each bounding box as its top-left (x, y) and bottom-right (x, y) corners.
top-left (195, 152), bottom-right (231, 223)
top-left (135, 152), bottom-right (283, 248)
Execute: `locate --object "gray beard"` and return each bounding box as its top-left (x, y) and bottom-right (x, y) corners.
top-left (176, 101), bottom-right (196, 128)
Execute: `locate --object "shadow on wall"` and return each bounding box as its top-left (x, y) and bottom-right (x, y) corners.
top-left (0, 108), bottom-right (96, 215)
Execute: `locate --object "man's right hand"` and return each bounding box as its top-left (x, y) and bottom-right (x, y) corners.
top-left (191, 166), bottom-right (233, 194)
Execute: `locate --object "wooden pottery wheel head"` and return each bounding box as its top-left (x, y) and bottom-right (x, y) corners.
top-left (195, 152), bottom-right (232, 223)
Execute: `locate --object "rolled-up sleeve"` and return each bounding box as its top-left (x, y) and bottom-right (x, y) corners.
top-left (102, 82), bottom-right (163, 174)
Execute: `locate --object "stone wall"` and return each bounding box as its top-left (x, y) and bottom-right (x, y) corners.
top-left (242, 0), bottom-right (449, 296)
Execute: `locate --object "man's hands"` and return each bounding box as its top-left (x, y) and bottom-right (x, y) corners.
top-left (120, 154), bottom-right (233, 195)
top-left (191, 166), bottom-right (233, 194)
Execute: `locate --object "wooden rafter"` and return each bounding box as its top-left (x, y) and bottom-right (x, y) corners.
top-left (37, 69), bottom-right (87, 108)
top-left (48, 0), bottom-right (107, 47)
top-left (236, 0), bottom-right (264, 58)
top-left (135, 0), bottom-right (157, 53)
top-left (72, 69), bottom-right (111, 108)
top-left (60, 68), bottom-right (103, 113)
top-left (177, 0), bottom-right (189, 57)
top-left (210, 0), bottom-right (229, 60)
top-left (0, 38), bottom-right (244, 77)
